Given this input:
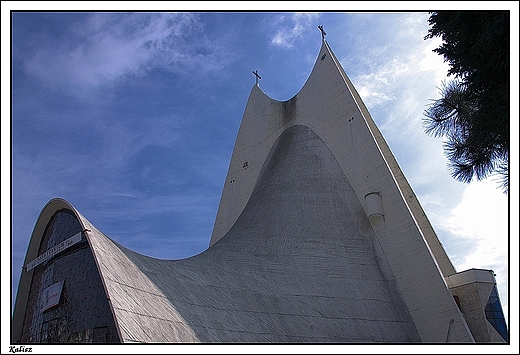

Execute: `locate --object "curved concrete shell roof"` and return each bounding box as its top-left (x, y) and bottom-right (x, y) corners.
top-left (15, 125), bottom-right (420, 342)
top-left (13, 37), bottom-right (475, 343)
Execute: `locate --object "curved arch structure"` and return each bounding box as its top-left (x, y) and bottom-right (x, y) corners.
top-left (13, 36), bottom-right (507, 343)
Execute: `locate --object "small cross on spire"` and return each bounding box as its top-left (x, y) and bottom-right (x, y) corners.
top-left (252, 70), bottom-right (261, 86)
top-left (318, 25), bottom-right (326, 40)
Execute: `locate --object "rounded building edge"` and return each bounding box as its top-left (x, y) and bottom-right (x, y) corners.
top-left (12, 198), bottom-right (122, 343)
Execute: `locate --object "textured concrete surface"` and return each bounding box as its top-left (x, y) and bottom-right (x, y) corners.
top-left (93, 125), bottom-right (422, 342)
top-left (210, 39), bottom-right (472, 342)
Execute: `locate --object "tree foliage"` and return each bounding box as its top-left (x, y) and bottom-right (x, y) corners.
top-left (423, 11), bottom-right (509, 193)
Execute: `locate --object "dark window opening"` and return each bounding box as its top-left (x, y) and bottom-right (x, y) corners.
top-left (484, 285), bottom-right (508, 342)
top-left (19, 210), bottom-right (120, 343)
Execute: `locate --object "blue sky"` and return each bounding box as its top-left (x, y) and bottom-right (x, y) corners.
top-left (3, 5), bottom-right (518, 342)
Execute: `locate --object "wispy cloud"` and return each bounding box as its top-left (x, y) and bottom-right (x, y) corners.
top-left (22, 13), bottom-right (227, 94)
top-left (270, 13), bottom-right (320, 49)
top-left (352, 58), bottom-right (408, 107)
top-left (347, 16), bottom-right (450, 143)
top-left (441, 179), bottom-right (509, 320)
top-left (419, 37), bottom-right (451, 86)
top-left (444, 180), bottom-right (508, 268)
top-left (344, 13), bottom-right (443, 108)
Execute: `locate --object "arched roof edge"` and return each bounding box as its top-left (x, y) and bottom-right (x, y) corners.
top-left (12, 198), bottom-right (90, 342)
top-left (252, 40), bottom-right (328, 104)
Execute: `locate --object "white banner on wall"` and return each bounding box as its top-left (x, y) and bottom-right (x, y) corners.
top-left (26, 232), bottom-right (82, 272)
top-left (40, 280), bottom-right (64, 313)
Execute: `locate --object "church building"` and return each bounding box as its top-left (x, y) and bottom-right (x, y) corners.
top-left (12, 28), bottom-right (508, 344)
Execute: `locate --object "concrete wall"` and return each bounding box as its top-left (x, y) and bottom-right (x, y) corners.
top-left (109, 124), bottom-right (424, 342)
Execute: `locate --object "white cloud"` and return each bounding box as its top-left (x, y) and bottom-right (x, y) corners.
top-left (419, 37), bottom-right (451, 87)
top-left (443, 179), bottom-right (509, 321)
top-left (348, 13), bottom-right (445, 115)
top-left (446, 179), bottom-right (508, 268)
top-left (271, 13), bottom-right (320, 49)
top-left (353, 58), bottom-right (409, 108)
top-left (22, 13), bottom-right (225, 93)
top-left (348, 18), bottom-right (450, 143)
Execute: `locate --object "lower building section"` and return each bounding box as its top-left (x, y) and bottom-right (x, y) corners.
top-left (14, 209), bottom-right (120, 343)
top-left (446, 268), bottom-right (508, 343)
top-left (110, 125), bottom-right (422, 342)
top-left (12, 127), bottom-right (509, 343)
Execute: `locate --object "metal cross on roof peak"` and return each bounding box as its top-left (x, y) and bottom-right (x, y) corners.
top-left (318, 25), bottom-right (326, 40)
top-left (252, 70), bottom-right (261, 85)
